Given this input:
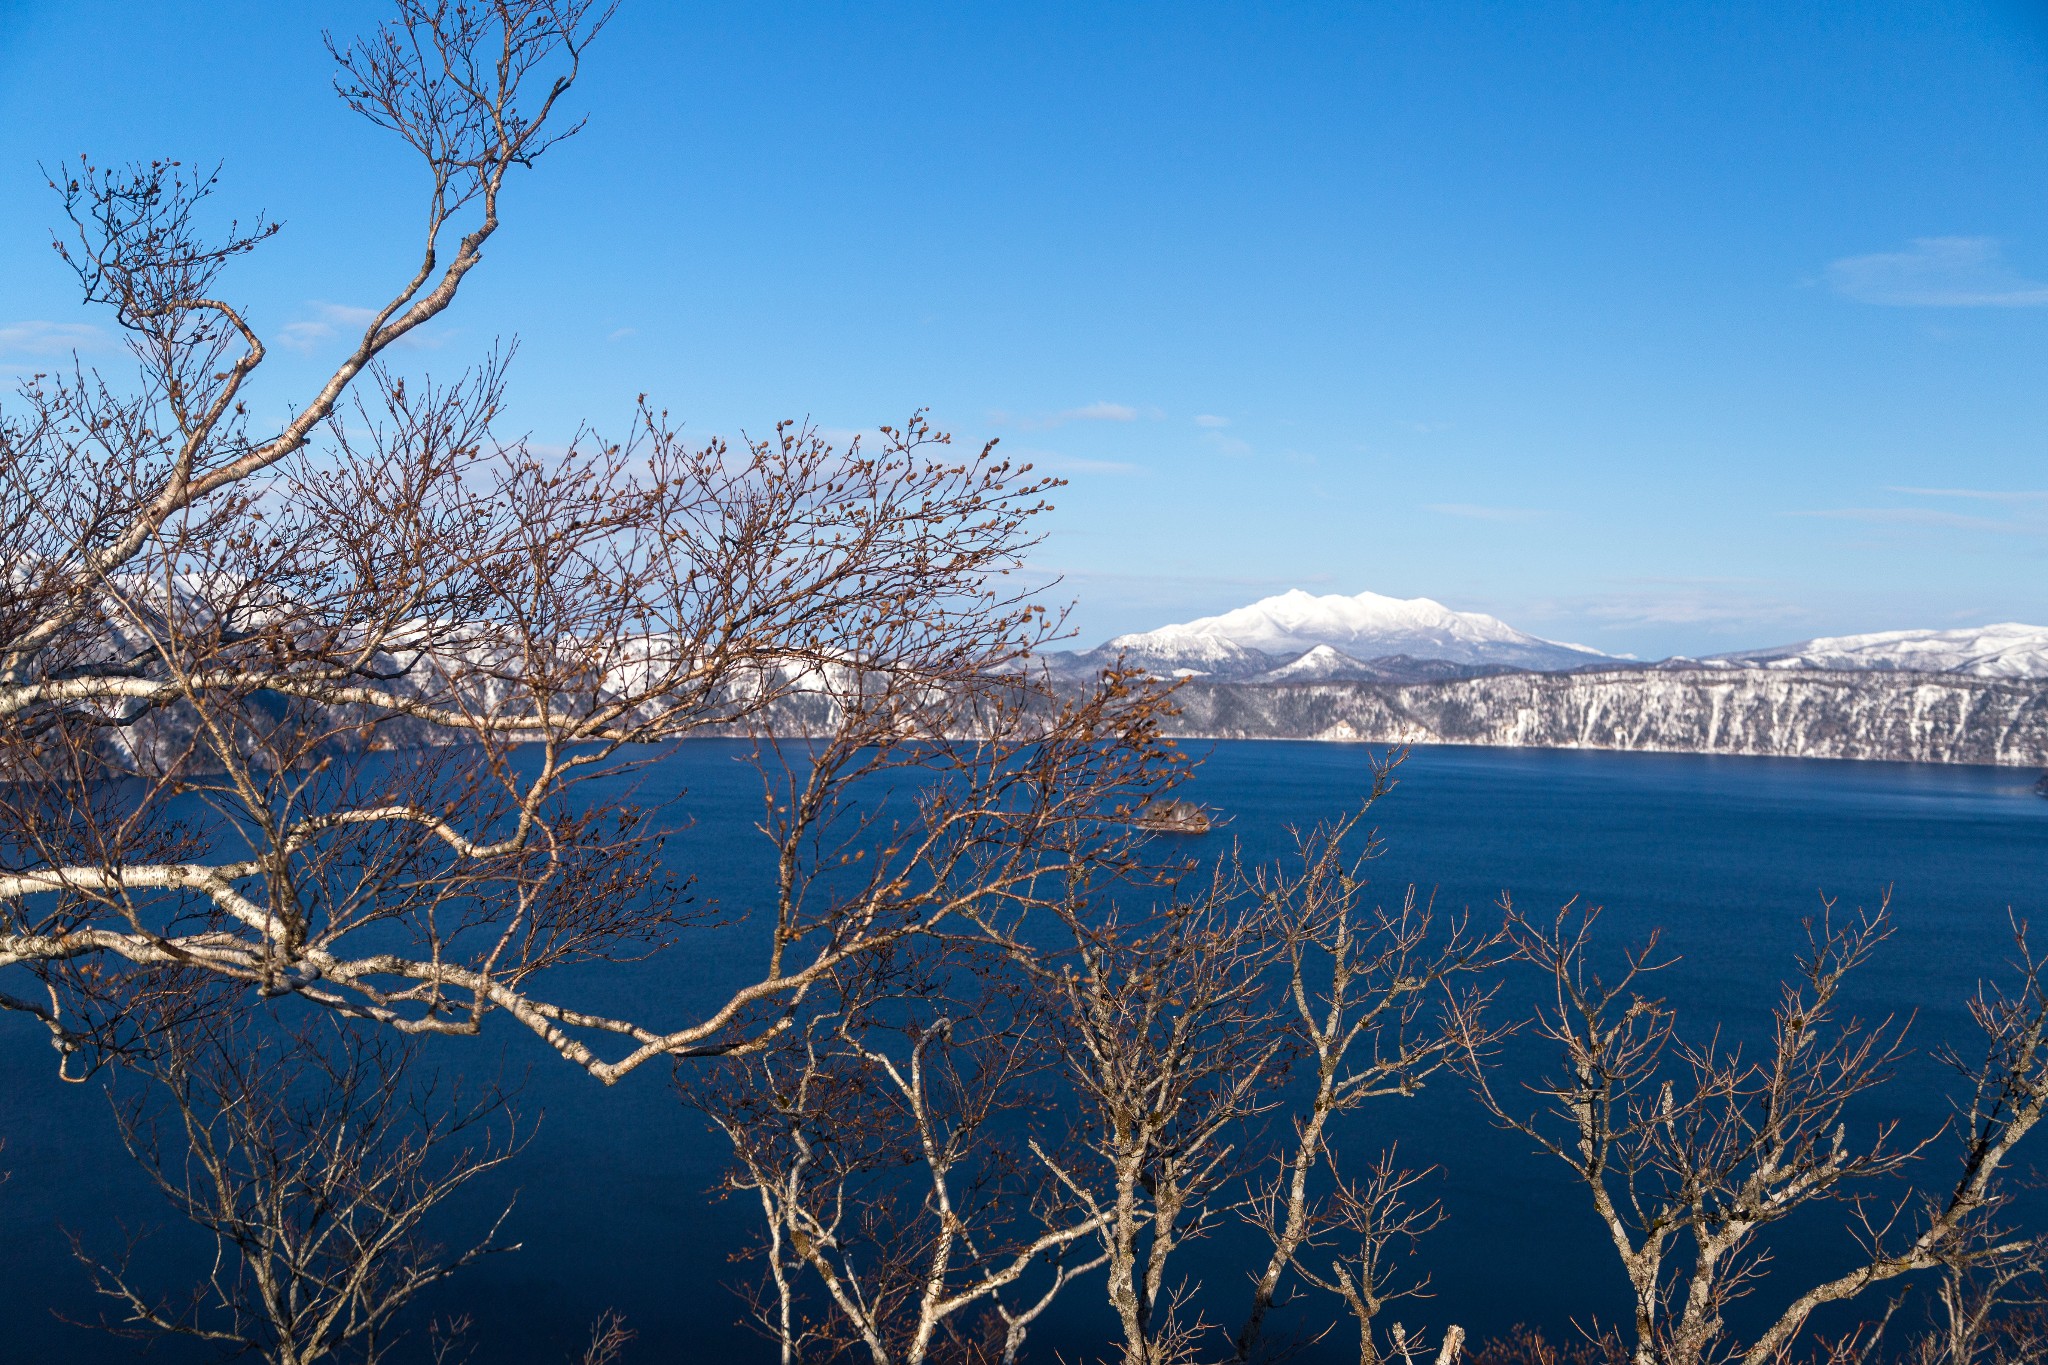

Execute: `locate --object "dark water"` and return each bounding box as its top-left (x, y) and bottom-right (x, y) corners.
top-left (4, 742), bottom-right (2045, 1362)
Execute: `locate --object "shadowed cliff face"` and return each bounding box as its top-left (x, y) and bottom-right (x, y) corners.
top-left (1158, 668), bottom-right (2048, 767)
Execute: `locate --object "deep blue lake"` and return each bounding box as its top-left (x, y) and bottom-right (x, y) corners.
top-left (5, 741), bottom-right (2046, 1362)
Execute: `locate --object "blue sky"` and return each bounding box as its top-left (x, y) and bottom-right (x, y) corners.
top-left (4, 1), bottom-right (2047, 658)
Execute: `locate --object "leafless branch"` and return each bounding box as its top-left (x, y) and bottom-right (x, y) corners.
top-left (0, 0), bottom-right (1182, 1087)
top-left (66, 990), bottom-right (523, 1363)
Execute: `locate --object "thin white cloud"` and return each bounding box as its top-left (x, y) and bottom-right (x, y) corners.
top-left (1035, 456), bottom-right (1144, 476)
top-left (1624, 574), bottom-right (1772, 587)
top-left (1203, 431), bottom-right (1252, 456)
top-left (996, 401), bottom-right (1150, 432)
top-left (277, 323), bottom-right (332, 350)
top-left (1023, 567), bottom-right (1338, 616)
top-left (278, 301), bottom-right (452, 352)
top-left (0, 320), bottom-right (108, 356)
top-left (1790, 485), bottom-right (2048, 543)
top-left (607, 326), bottom-right (637, 341)
top-left (1193, 413), bottom-right (1230, 428)
top-left (1826, 237), bottom-right (2048, 308)
top-left (1004, 445), bottom-right (1143, 476)
top-left (1426, 502), bottom-right (1547, 523)
top-left (1539, 591), bottom-right (1812, 630)
top-left (1884, 485), bottom-right (2048, 503)
top-left (278, 302), bottom-right (379, 352)
top-left (1790, 506), bottom-right (2045, 535)
top-left (812, 426), bottom-right (887, 450)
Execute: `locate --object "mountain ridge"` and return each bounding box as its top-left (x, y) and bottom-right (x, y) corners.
top-left (1049, 589), bottom-right (2048, 683)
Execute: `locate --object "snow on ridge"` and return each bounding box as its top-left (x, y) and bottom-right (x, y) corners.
top-left (1255, 644), bottom-right (1376, 681)
top-left (1709, 623), bottom-right (2048, 679)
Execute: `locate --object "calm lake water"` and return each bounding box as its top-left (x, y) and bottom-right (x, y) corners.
top-left (4, 741), bottom-right (2046, 1362)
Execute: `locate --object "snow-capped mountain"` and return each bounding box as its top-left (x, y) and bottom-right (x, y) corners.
top-left (1706, 624), bottom-right (2048, 679)
top-left (1028, 595), bottom-right (2048, 766)
top-left (1099, 589), bottom-right (1609, 675)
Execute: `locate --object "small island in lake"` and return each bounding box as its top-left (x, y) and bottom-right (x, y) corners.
top-left (1132, 798), bottom-right (1216, 834)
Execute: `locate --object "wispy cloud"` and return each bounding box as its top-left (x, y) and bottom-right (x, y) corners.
top-left (278, 302), bottom-right (378, 352)
top-left (1426, 502), bottom-right (1547, 523)
top-left (1020, 567), bottom-right (1338, 626)
top-left (1826, 237), bottom-right (2048, 308)
top-left (279, 301), bottom-right (452, 352)
top-left (1625, 575), bottom-right (1772, 587)
top-left (1007, 446), bottom-right (1144, 476)
top-left (607, 326), bottom-right (637, 341)
top-left (0, 320), bottom-right (108, 356)
top-left (1202, 431), bottom-right (1252, 456)
top-left (993, 401), bottom-right (1154, 432)
top-left (1790, 506), bottom-right (2043, 535)
top-left (1065, 401), bottom-right (1136, 422)
top-left (814, 425), bottom-right (887, 450)
top-left (1041, 567), bottom-right (1337, 592)
top-left (1194, 413), bottom-right (1230, 428)
top-left (1788, 484), bottom-right (2048, 543)
top-left (1884, 485), bottom-right (2048, 503)
top-left (1041, 457), bottom-right (1144, 475)
top-left (1537, 590), bottom-right (1812, 630)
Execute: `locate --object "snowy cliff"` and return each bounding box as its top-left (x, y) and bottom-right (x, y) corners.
top-left (1158, 668), bottom-right (2048, 767)
top-left (1035, 591), bottom-right (2048, 765)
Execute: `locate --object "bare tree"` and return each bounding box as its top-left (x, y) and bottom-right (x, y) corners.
top-left (1468, 902), bottom-right (2048, 1365)
top-left (1231, 798), bottom-right (1505, 1365)
top-left (1887, 1230), bottom-right (2048, 1365)
top-left (1026, 866), bottom-right (1290, 1364)
top-left (690, 943), bottom-right (1113, 1365)
top-left (577, 1308), bottom-right (639, 1365)
top-left (1274, 1152), bottom-right (1449, 1365)
top-left (67, 992), bottom-right (523, 1364)
top-left (957, 786), bottom-right (1498, 1365)
top-left (0, 0), bottom-right (1178, 1081)
top-left (1787, 1226), bottom-right (2048, 1365)
top-left (1469, 1325), bottom-right (1627, 1365)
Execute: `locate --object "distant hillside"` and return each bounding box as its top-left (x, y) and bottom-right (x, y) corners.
top-left (1154, 668), bottom-right (2048, 767)
top-left (1703, 624), bottom-right (2048, 678)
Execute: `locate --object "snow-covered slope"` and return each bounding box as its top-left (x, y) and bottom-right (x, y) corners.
top-left (1245, 645), bottom-right (1507, 683)
top-left (1057, 633), bottom-right (1279, 680)
top-left (1105, 589), bottom-right (1608, 674)
top-left (1709, 624), bottom-right (2048, 678)
top-left (1254, 644), bottom-right (1382, 681)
